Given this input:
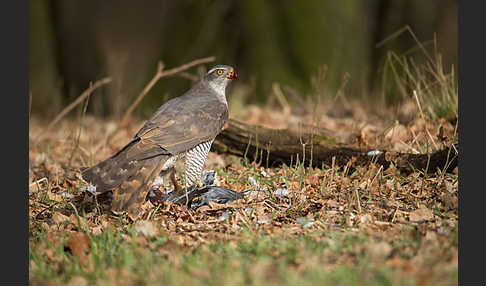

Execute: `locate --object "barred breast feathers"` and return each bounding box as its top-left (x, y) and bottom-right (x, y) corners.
top-left (184, 140), bottom-right (214, 186)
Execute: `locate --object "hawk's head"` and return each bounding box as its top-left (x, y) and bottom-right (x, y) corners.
top-left (203, 65), bottom-right (238, 91)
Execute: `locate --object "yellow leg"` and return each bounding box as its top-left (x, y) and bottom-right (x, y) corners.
top-left (169, 168), bottom-right (185, 194)
top-left (188, 180), bottom-right (204, 189)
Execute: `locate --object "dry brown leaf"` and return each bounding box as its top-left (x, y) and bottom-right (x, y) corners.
top-left (307, 173), bottom-right (322, 186)
top-left (47, 192), bottom-right (65, 203)
top-left (324, 199), bottom-right (339, 208)
top-left (90, 225), bottom-right (103, 235)
top-left (134, 220), bottom-right (158, 238)
top-left (421, 230), bottom-right (440, 252)
top-left (52, 212), bottom-right (70, 224)
top-left (409, 206), bottom-right (434, 222)
top-left (66, 232), bottom-right (91, 259)
top-left (366, 241), bottom-right (392, 259)
top-left (43, 246), bottom-right (57, 262)
top-left (205, 200), bottom-right (242, 211)
top-left (69, 214), bottom-right (88, 231)
top-left (66, 276), bottom-right (89, 286)
top-left (385, 124), bottom-right (409, 143)
top-left (359, 214), bottom-right (373, 225)
top-left (245, 189), bottom-right (267, 201)
top-left (441, 193), bottom-right (458, 210)
top-left (197, 205), bottom-right (212, 212)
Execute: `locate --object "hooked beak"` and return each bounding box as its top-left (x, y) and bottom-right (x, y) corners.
top-left (227, 69), bottom-right (238, 79)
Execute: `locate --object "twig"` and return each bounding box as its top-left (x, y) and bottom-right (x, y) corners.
top-left (119, 56), bottom-right (216, 128)
top-left (67, 86), bottom-right (92, 171)
top-left (391, 204), bottom-right (400, 223)
top-left (376, 25), bottom-right (434, 63)
top-left (355, 187), bottom-right (362, 214)
top-left (237, 209), bottom-right (255, 234)
top-left (272, 82), bottom-right (290, 114)
top-left (29, 177), bottom-right (48, 188)
top-left (413, 90), bottom-right (439, 151)
top-left (34, 77), bottom-right (112, 143)
top-left (119, 61), bottom-right (164, 128)
top-left (369, 165), bottom-right (384, 190)
top-left (398, 140), bottom-right (420, 154)
top-left (329, 156), bottom-right (336, 189)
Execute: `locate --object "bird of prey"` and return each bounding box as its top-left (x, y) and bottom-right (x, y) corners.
top-left (82, 65), bottom-right (237, 219)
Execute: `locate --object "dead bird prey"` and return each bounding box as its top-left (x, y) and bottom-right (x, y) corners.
top-left (82, 65), bottom-right (238, 219)
top-left (151, 170), bottom-right (244, 210)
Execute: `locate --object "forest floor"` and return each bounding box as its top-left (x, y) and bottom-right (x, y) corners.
top-left (29, 97), bottom-right (458, 285)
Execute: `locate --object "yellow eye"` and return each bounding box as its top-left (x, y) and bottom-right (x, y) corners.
top-left (217, 69), bottom-right (224, 75)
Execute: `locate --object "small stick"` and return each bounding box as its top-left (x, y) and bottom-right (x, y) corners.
top-left (413, 90), bottom-right (439, 151)
top-left (34, 77), bottom-right (112, 143)
top-left (29, 177), bottom-right (48, 187)
top-left (391, 204), bottom-right (400, 223)
top-left (119, 61), bottom-right (165, 129)
top-left (368, 165), bottom-right (384, 191)
top-left (329, 156), bottom-right (336, 189)
top-left (355, 187), bottom-right (362, 214)
top-left (272, 82), bottom-right (290, 114)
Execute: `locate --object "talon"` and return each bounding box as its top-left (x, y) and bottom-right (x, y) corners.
top-left (173, 182), bottom-right (184, 194)
top-left (169, 170), bottom-right (184, 194)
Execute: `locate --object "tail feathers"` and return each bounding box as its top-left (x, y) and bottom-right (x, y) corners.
top-left (111, 159), bottom-right (165, 219)
top-left (82, 152), bottom-right (161, 193)
top-left (82, 138), bottom-right (171, 192)
top-left (82, 155), bottom-right (141, 192)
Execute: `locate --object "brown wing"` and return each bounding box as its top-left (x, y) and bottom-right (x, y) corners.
top-left (81, 138), bottom-right (170, 192)
top-left (135, 87), bottom-right (228, 155)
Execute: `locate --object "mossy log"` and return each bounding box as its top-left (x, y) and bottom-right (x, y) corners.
top-left (212, 119), bottom-right (458, 174)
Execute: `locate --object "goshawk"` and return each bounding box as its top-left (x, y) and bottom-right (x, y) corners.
top-left (82, 65), bottom-right (237, 219)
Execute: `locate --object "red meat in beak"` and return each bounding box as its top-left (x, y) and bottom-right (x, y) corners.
top-left (227, 69), bottom-right (238, 79)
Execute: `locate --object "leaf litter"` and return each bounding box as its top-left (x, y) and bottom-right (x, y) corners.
top-left (29, 99), bottom-right (458, 284)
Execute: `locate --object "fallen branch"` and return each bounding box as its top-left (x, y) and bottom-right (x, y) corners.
top-left (212, 119), bottom-right (458, 174)
top-left (34, 77), bottom-right (112, 143)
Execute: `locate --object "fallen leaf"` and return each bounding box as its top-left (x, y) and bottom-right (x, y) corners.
top-left (52, 212), bottom-right (70, 224)
top-left (66, 232), bottom-right (91, 259)
top-left (409, 206), bottom-right (434, 222)
top-left (307, 173), bottom-right (322, 186)
top-left (66, 276), bottom-right (89, 286)
top-left (421, 230), bottom-right (440, 251)
top-left (325, 199), bottom-right (339, 208)
top-left (359, 214), bottom-right (373, 225)
top-left (134, 220), bottom-right (158, 238)
top-left (245, 189), bottom-right (267, 201)
top-left (44, 248), bottom-right (56, 262)
top-left (69, 214), bottom-right (89, 231)
top-left (366, 241), bottom-right (392, 259)
top-left (47, 192), bottom-right (65, 203)
top-left (90, 225), bottom-right (103, 235)
top-left (197, 205), bottom-right (212, 212)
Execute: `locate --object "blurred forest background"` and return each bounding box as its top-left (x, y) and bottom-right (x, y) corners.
top-left (29, 0), bottom-right (457, 120)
